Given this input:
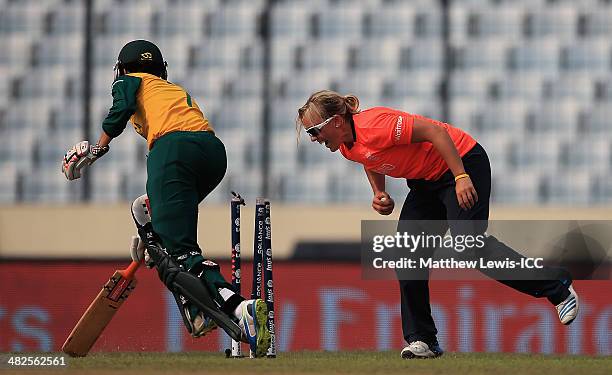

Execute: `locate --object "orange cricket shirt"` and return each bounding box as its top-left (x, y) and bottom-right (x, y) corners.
top-left (339, 107), bottom-right (477, 180)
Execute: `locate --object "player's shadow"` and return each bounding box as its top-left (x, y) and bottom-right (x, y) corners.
top-left (547, 222), bottom-right (611, 280)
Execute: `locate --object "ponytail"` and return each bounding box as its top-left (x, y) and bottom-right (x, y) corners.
top-left (344, 94), bottom-right (360, 114)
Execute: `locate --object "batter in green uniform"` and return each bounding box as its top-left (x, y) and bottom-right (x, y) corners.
top-left (61, 40), bottom-right (270, 356)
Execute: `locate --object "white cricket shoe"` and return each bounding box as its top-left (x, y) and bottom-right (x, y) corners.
top-left (238, 299), bottom-right (271, 358)
top-left (556, 285), bottom-right (579, 325)
top-left (401, 341), bottom-right (444, 359)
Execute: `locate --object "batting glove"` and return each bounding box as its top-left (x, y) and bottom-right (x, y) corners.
top-left (129, 235), bottom-right (154, 267)
top-left (61, 141), bottom-right (109, 180)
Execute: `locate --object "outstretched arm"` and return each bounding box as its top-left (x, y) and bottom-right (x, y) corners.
top-left (61, 75), bottom-right (141, 181)
top-left (101, 75), bottom-right (141, 139)
top-left (97, 131), bottom-right (113, 148)
top-left (411, 117), bottom-right (478, 210)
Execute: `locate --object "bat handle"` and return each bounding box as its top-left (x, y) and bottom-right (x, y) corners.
top-left (119, 260), bottom-right (142, 279)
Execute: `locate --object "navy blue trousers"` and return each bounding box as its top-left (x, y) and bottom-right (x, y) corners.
top-left (397, 143), bottom-right (571, 345)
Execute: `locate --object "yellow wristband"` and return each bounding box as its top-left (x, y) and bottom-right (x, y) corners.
top-left (454, 173), bottom-right (469, 182)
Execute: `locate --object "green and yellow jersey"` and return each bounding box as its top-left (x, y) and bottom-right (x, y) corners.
top-left (102, 72), bottom-right (213, 149)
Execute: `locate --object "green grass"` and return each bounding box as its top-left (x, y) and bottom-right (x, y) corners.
top-left (5, 352), bottom-right (611, 375)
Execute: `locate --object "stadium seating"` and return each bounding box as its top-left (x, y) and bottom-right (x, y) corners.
top-left (0, 0), bottom-right (610, 204)
top-left (591, 174), bottom-right (612, 203)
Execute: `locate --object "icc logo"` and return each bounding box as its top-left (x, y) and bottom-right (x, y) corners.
top-left (140, 52), bottom-right (153, 61)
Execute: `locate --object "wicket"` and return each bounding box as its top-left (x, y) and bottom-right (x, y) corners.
top-left (264, 200), bottom-right (277, 358)
top-left (230, 192), bottom-right (245, 358)
top-left (229, 192), bottom-right (276, 358)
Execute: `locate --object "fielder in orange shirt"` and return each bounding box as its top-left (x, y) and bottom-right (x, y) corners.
top-left (297, 90), bottom-right (578, 359)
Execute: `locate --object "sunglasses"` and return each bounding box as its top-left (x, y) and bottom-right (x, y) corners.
top-left (305, 115), bottom-right (335, 137)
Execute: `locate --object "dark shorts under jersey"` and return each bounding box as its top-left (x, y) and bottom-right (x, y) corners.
top-left (146, 130), bottom-right (226, 252)
top-left (146, 130), bottom-right (230, 300)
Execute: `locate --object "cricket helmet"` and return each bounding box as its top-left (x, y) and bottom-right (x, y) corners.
top-left (114, 39), bottom-right (168, 80)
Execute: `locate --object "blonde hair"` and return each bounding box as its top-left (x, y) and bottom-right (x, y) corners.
top-left (295, 90), bottom-right (360, 142)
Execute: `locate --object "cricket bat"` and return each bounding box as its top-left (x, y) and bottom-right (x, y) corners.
top-left (62, 260), bottom-right (141, 357)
